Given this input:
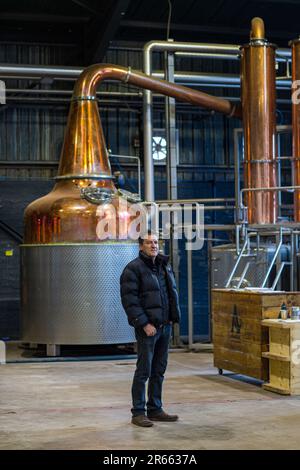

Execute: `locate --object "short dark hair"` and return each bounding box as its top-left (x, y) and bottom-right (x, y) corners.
top-left (138, 230), bottom-right (159, 245)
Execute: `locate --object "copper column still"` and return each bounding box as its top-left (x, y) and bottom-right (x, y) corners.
top-left (22, 64), bottom-right (240, 348)
top-left (290, 38), bottom-right (300, 222)
top-left (240, 18), bottom-right (278, 225)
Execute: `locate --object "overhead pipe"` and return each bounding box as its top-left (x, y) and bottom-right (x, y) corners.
top-left (143, 41), bottom-right (242, 201)
top-left (0, 64), bottom-right (82, 79)
top-left (174, 51), bottom-right (290, 63)
top-left (154, 72), bottom-right (241, 84)
top-left (175, 52), bottom-right (240, 60)
top-left (0, 54), bottom-right (291, 81)
top-left (5, 88), bottom-right (142, 97)
top-left (240, 18), bottom-right (278, 224)
top-left (2, 71), bottom-right (292, 88)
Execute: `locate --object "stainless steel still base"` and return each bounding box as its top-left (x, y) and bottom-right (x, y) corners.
top-left (21, 242), bottom-right (138, 345)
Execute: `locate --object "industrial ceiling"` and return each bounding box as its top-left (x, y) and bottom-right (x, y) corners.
top-left (0, 0), bottom-right (299, 66)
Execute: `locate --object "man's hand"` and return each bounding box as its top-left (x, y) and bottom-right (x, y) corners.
top-left (143, 324), bottom-right (157, 336)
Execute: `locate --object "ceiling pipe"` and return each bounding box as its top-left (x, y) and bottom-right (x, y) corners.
top-left (5, 88), bottom-right (142, 97)
top-left (143, 41), bottom-right (244, 201)
top-left (0, 57), bottom-right (244, 82)
top-left (0, 64), bottom-right (82, 79)
top-left (174, 51), bottom-right (290, 62)
top-left (0, 65), bottom-right (292, 88)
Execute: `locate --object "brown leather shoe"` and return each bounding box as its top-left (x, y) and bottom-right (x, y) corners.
top-left (132, 415), bottom-right (154, 427)
top-left (148, 411), bottom-right (179, 422)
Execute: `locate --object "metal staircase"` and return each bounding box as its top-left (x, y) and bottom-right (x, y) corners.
top-left (225, 226), bottom-right (294, 290)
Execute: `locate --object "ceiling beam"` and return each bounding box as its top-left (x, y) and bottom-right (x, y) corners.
top-left (251, 0), bottom-right (300, 4)
top-left (119, 19), bottom-right (298, 40)
top-left (0, 12), bottom-right (89, 23)
top-left (87, 0), bottom-right (131, 63)
top-left (71, 0), bottom-right (101, 15)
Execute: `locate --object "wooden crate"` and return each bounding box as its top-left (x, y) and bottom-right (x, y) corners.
top-left (262, 319), bottom-right (300, 395)
top-left (212, 289), bottom-right (300, 381)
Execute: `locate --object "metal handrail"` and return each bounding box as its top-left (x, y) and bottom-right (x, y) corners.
top-left (240, 185), bottom-right (300, 219)
top-left (225, 238), bottom-right (249, 288)
top-left (237, 262), bottom-right (251, 288)
top-left (261, 230), bottom-right (283, 288)
top-left (271, 262), bottom-right (292, 290)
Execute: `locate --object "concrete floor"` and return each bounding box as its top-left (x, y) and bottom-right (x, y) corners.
top-left (1, 349), bottom-right (300, 450)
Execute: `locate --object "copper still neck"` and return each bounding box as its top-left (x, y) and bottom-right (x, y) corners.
top-left (58, 64), bottom-right (241, 184)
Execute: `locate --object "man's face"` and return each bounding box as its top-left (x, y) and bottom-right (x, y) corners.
top-left (140, 235), bottom-right (159, 258)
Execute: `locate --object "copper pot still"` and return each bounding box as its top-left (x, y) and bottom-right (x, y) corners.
top-left (240, 18), bottom-right (278, 225)
top-left (24, 83), bottom-right (136, 245)
top-left (24, 65), bottom-right (239, 243)
top-left (21, 64), bottom-right (238, 349)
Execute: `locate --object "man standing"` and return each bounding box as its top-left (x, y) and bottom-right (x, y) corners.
top-left (120, 232), bottom-right (181, 427)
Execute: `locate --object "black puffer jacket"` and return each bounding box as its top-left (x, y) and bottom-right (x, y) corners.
top-left (120, 251), bottom-right (181, 328)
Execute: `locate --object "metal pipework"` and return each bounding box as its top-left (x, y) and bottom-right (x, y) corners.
top-left (4, 73), bottom-right (293, 91)
top-left (142, 39), bottom-right (291, 202)
top-left (290, 38), bottom-right (300, 222)
top-left (240, 18), bottom-right (278, 225)
top-left (0, 65), bottom-right (292, 84)
top-left (0, 42), bottom-right (291, 80)
top-left (143, 40), bottom-right (241, 201)
top-left (175, 51), bottom-right (290, 63)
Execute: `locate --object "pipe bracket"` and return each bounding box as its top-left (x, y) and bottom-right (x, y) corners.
top-left (72, 95), bottom-right (97, 102)
top-left (123, 67), bottom-right (132, 84)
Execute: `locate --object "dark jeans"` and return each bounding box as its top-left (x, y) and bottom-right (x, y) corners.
top-left (131, 324), bottom-right (172, 417)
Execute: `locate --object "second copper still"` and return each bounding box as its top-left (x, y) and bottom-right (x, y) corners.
top-left (240, 17), bottom-right (278, 225)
